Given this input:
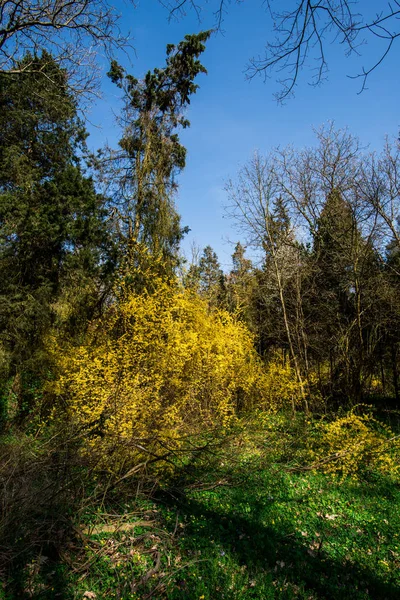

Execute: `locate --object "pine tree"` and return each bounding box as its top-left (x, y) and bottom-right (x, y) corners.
top-left (226, 242), bottom-right (254, 322)
top-left (0, 52), bottom-right (111, 421)
top-left (106, 31), bottom-right (211, 276)
top-left (198, 246), bottom-right (226, 307)
top-left (310, 189), bottom-right (378, 402)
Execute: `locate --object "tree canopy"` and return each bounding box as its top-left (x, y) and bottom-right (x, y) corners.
top-left (103, 31), bottom-right (211, 275)
top-left (0, 52), bottom-right (111, 415)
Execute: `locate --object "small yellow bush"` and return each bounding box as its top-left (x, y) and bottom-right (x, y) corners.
top-left (49, 279), bottom-right (265, 471)
top-left (314, 412), bottom-right (400, 480)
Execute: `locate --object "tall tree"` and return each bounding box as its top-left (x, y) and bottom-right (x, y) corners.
top-left (277, 125), bottom-right (386, 403)
top-left (0, 52), bottom-right (110, 420)
top-left (226, 242), bottom-right (254, 320)
top-left (371, 241), bottom-right (400, 403)
top-left (197, 245), bottom-right (226, 307)
top-left (225, 126), bottom-right (400, 407)
top-left (226, 153), bottom-right (309, 410)
top-left (310, 190), bottom-right (361, 400)
top-left (0, 0), bottom-right (135, 98)
top-left (104, 31), bottom-right (211, 276)
top-left (360, 139), bottom-right (400, 261)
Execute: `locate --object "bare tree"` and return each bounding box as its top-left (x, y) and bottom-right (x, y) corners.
top-left (225, 152), bottom-right (309, 411)
top-left (0, 0), bottom-right (135, 98)
top-left (275, 124), bottom-right (366, 237)
top-left (273, 125), bottom-right (389, 402)
top-left (359, 139), bottom-right (400, 257)
top-left (161, 0), bottom-right (400, 100)
top-left (225, 127), bottom-right (400, 404)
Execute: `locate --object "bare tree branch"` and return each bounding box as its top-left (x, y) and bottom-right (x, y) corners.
top-left (0, 0), bottom-right (136, 101)
top-left (160, 1), bottom-right (400, 101)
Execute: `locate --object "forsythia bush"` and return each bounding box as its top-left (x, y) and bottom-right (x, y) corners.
top-left (49, 279), bottom-right (265, 470)
top-left (313, 412), bottom-right (400, 480)
top-left (258, 354), bottom-right (305, 412)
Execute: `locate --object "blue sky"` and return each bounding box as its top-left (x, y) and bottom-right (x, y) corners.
top-left (86, 0), bottom-right (400, 270)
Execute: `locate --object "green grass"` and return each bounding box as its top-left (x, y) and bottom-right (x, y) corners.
top-left (3, 412), bottom-right (400, 599)
top-left (157, 469), bottom-right (400, 599)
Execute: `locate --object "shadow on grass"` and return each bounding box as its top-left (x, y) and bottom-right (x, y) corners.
top-left (0, 434), bottom-right (80, 600)
top-left (153, 483), bottom-right (400, 600)
top-left (344, 472), bottom-right (400, 502)
top-left (3, 550), bottom-right (71, 600)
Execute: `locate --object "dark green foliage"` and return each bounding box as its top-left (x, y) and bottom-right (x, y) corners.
top-left (313, 190), bottom-right (356, 308)
top-left (374, 243), bottom-right (400, 402)
top-left (0, 52), bottom-right (111, 422)
top-left (249, 197), bottom-right (298, 359)
top-left (196, 245), bottom-right (226, 307)
top-left (199, 245), bottom-right (223, 291)
top-left (226, 242), bottom-right (255, 325)
top-left (309, 190), bottom-right (379, 402)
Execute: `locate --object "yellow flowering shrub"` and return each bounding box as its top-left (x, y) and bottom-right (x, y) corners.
top-left (257, 354), bottom-right (305, 412)
top-left (313, 412), bottom-right (400, 480)
top-left (49, 280), bottom-right (265, 470)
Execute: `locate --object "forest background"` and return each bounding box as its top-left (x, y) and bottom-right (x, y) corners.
top-left (88, 0), bottom-right (400, 266)
top-left (1, 1), bottom-right (400, 598)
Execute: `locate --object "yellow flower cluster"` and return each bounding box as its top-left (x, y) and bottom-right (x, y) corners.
top-left (50, 279), bottom-right (265, 469)
top-left (257, 354), bottom-right (305, 412)
top-left (315, 412), bottom-right (400, 480)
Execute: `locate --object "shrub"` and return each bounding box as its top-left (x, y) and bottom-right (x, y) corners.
top-left (312, 411), bottom-right (400, 480)
top-left (257, 354), bottom-right (305, 413)
top-left (49, 279), bottom-right (265, 472)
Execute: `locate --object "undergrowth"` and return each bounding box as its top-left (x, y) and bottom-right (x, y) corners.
top-left (1, 410), bottom-right (400, 599)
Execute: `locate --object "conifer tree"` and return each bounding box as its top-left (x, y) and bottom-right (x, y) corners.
top-left (198, 245), bottom-right (226, 307)
top-left (310, 189), bottom-right (378, 401)
top-left (226, 153), bottom-right (309, 409)
top-left (0, 53), bottom-right (111, 421)
top-left (106, 31), bottom-right (211, 276)
top-left (227, 242), bottom-right (255, 323)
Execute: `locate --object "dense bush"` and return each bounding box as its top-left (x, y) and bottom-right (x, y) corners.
top-left (49, 278), bottom-right (266, 471)
top-left (310, 410), bottom-right (400, 480)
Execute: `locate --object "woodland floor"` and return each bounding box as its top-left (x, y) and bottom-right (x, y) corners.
top-left (2, 412), bottom-right (400, 600)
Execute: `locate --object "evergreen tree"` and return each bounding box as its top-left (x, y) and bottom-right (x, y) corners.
top-left (309, 189), bottom-right (378, 402)
top-left (227, 242), bottom-right (254, 322)
top-left (375, 243), bottom-right (400, 402)
top-left (198, 246), bottom-right (226, 307)
top-left (0, 52), bottom-right (111, 420)
top-left (106, 31), bottom-right (211, 275)
top-left (226, 154), bottom-right (309, 409)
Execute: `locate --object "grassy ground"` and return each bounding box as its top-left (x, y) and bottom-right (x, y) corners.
top-left (2, 412), bottom-right (400, 599)
top-left (158, 469), bottom-right (400, 599)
